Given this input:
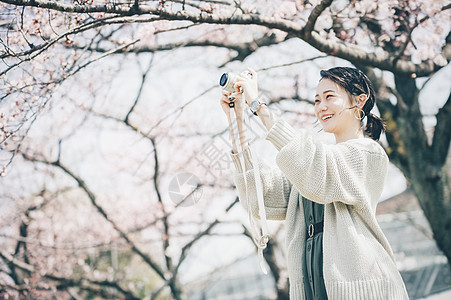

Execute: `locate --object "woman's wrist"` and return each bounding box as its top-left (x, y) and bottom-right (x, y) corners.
top-left (258, 105), bottom-right (276, 131)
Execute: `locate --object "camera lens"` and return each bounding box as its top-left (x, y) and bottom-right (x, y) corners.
top-left (219, 73), bottom-right (228, 87)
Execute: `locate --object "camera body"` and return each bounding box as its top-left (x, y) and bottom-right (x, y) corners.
top-left (219, 72), bottom-right (240, 103)
top-left (219, 72), bottom-right (237, 93)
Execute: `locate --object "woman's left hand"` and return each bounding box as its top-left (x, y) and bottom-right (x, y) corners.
top-left (234, 67), bottom-right (258, 106)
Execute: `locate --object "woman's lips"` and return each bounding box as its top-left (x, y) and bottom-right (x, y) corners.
top-left (321, 114), bottom-right (334, 122)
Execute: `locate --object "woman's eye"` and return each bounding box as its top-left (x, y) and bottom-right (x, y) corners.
top-left (326, 94), bottom-right (333, 99)
top-left (314, 99), bottom-right (320, 104)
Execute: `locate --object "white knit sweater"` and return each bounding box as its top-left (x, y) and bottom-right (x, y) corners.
top-left (230, 119), bottom-right (409, 300)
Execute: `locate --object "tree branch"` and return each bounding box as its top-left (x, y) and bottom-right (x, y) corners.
top-left (0, 250), bottom-right (140, 299)
top-left (124, 54), bottom-right (153, 124)
top-left (0, 0), bottom-right (144, 14)
top-left (173, 197), bottom-right (239, 275)
top-left (150, 137), bottom-right (174, 281)
top-left (69, 31), bottom-right (281, 67)
top-left (58, 39), bottom-right (140, 82)
top-left (302, 0), bottom-right (333, 37)
top-left (19, 153), bottom-right (168, 282)
top-left (392, 5), bottom-right (451, 65)
top-left (152, 197), bottom-right (239, 299)
top-left (1, 0), bottom-right (449, 76)
top-left (307, 31), bottom-right (445, 77)
top-left (0, 250), bottom-right (34, 273)
top-left (0, 0), bottom-right (302, 32)
top-left (0, 15), bottom-right (123, 75)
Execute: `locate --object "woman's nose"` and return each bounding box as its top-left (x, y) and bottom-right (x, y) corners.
top-left (317, 102), bottom-right (327, 112)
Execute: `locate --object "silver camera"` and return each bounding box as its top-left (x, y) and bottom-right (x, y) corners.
top-left (219, 72), bottom-right (238, 93)
top-left (219, 72), bottom-right (240, 106)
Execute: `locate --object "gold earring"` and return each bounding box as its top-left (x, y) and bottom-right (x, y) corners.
top-left (354, 109), bottom-right (365, 120)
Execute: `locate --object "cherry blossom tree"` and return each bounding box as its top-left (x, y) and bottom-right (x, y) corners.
top-left (0, 0), bottom-right (450, 299)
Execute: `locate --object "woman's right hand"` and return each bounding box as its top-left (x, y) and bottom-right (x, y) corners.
top-left (220, 90), bottom-right (245, 120)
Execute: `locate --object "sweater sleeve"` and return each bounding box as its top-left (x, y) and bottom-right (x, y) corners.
top-left (265, 119), bottom-right (388, 208)
top-left (230, 146), bottom-right (292, 220)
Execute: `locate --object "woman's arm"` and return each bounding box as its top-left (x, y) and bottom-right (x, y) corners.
top-left (230, 147), bottom-right (292, 220)
top-left (255, 104), bottom-right (276, 132)
top-left (219, 85), bottom-right (291, 219)
top-left (266, 119), bottom-right (388, 209)
top-left (220, 68), bottom-right (292, 219)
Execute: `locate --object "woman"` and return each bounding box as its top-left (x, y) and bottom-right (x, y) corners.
top-left (220, 67), bottom-right (409, 300)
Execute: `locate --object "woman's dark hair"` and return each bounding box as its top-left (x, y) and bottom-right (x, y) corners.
top-left (319, 67), bottom-right (385, 141)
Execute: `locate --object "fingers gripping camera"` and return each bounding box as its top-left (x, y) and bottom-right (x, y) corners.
top-left (219, 71), bottom-right (254, 108)
top-left (219, 72), bottom-right (240, 106)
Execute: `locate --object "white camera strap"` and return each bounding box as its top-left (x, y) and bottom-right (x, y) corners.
top-left (229, 102), bottom-right (269, 274)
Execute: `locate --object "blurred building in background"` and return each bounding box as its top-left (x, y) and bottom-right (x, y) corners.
top-left (377, 188), bottom-right (451, 299)
top-left (186, 254), bottom-right (276, 300)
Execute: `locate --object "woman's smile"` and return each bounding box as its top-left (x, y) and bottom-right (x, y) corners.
top-left (320, 114), bottom-right (334, 122)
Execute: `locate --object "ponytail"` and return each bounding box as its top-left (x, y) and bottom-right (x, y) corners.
top-left (365, 113), bottom-right (385, 141)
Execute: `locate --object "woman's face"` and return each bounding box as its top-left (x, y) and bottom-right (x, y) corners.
top-left (314, 78), bottom-right (359, 139)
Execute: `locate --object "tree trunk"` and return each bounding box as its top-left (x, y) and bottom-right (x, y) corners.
top-left (410, 157), bottom-right (451, 270)
top-left (393, 75), bottom-right (451, 271)
top-left (363, 66), bottom-right (451, 272)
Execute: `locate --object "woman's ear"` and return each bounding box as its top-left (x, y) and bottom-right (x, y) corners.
top-left (356, 94), bottom-right (368, 108)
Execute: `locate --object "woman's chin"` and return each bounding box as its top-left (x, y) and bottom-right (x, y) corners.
top-left (322, 126), bottom-right (333, 133)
